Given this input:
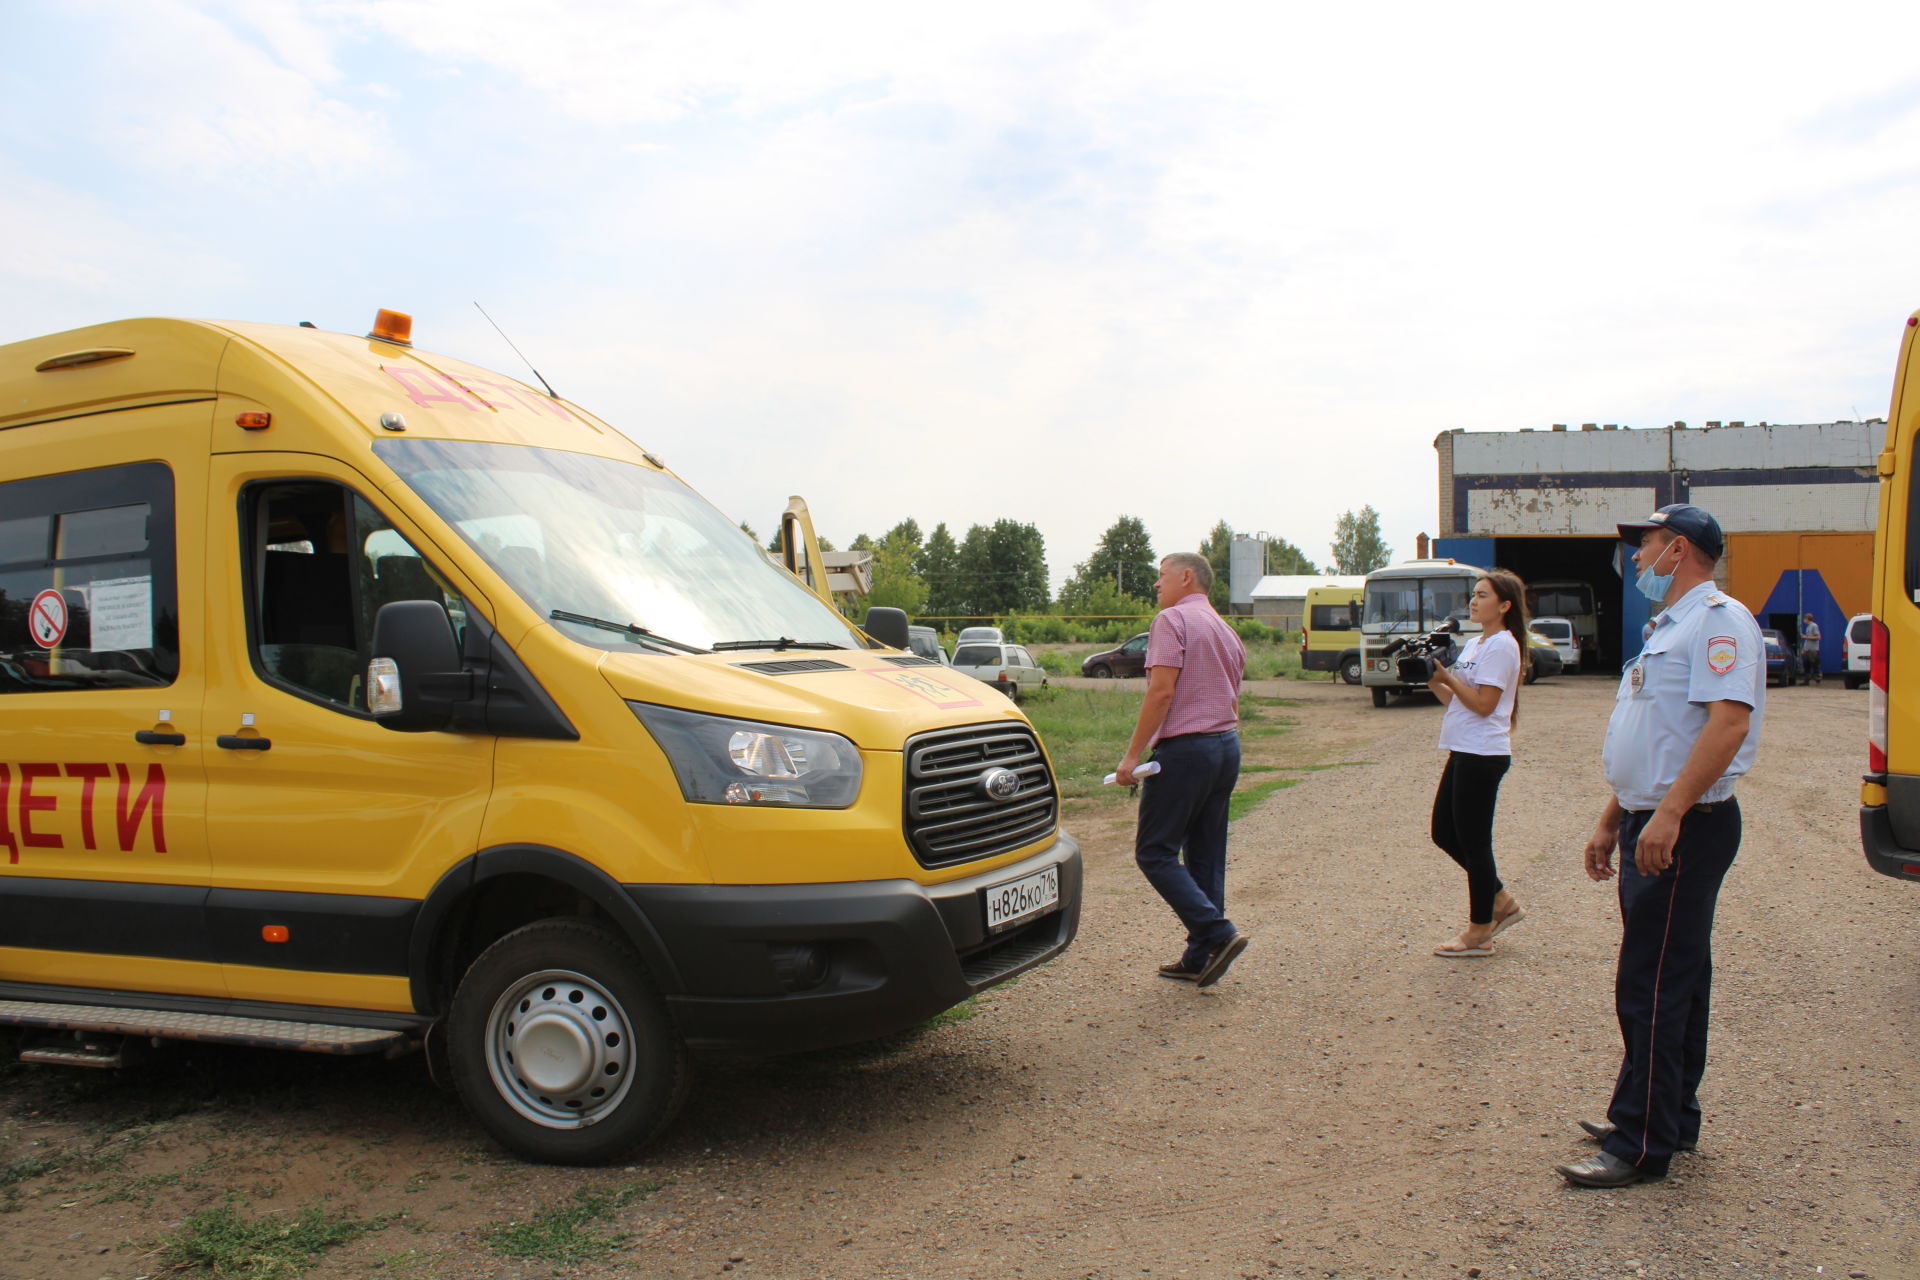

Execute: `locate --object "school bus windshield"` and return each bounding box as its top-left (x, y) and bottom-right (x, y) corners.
top-left (1363, 577), bottom-right (1472, 633)
top-left (374, 440), bottom-right (864, 653)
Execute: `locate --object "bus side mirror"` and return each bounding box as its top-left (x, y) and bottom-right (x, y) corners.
top-left (369, 600), bottom-right (472, 732)
top-left (862, 606), bottom-right (910, 650)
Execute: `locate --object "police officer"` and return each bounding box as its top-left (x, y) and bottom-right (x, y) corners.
top-left (1556, 503), bottom-right (1766, 1188)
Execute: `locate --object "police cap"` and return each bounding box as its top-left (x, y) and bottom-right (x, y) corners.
top-left (1616, 503), bottom-right (1725, 560)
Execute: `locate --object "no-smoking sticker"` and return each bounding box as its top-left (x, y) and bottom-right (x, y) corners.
top-left (29, 589), bottom-right (68, 647)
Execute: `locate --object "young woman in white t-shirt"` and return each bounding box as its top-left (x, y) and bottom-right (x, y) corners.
top-left (1425, 569), bottom-right (1529, 957)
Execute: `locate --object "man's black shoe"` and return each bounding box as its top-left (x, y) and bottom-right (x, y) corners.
top-left (1556, 1150), bottom-right (1665, 1187)
top-left (1195, 932), bottom-right (1249, 988)
top-left (1157, 961), bottom-right (1200, 981)
top-left (1579, 1120), bottom-right (1695, 1152)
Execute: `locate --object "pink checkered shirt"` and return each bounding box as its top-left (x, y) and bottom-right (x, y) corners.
top-left (1145, 593), bottom-right (1246, 742)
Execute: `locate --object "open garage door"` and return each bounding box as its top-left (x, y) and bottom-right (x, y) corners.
top-left (1482, 536), bottom-right (1624, 671)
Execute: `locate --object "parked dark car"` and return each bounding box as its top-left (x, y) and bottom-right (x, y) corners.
top-left (1083, 633), bottom-right (1149, 678)
top-left (1525, 630), bottom-right (1563, 684)
top-left (1762, 629), bottom-right (1790, 686)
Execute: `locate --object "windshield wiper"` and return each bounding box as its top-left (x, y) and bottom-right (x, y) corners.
top-left (549, 610), bottom-right (709, 654)
top-left (710, 637), bottom-right (849, 652)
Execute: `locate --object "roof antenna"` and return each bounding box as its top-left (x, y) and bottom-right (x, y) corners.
top-left (473, 301), bottom-right (559, 399)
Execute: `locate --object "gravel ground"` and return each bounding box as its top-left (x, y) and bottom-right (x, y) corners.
top-left (3, 674), bottom-right (1915, 1280)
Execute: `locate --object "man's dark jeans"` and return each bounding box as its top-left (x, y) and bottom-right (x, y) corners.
top-left (1134, 730), bottom-right (1241, 970)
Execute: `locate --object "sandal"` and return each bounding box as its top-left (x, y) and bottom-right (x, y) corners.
top-left (1434, 935), bottom-right (1495, 958)
top-left (1491, 904), bottom-right (1525, 938)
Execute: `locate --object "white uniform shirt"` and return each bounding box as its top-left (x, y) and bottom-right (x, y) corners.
top-left (1436, 630), bottom-right (1522, 756)
top-left (1603, 581), bottom-right (1766, 811)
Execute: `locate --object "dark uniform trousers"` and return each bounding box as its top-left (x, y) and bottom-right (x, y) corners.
top-left (1605, 799), bottom-right (1741, 1176)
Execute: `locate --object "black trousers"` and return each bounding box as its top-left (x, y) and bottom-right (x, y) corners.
top-left (1429, 750), bottom-right (1511, 924)
top-left (1604, 800), bottom-right (1741, 1176)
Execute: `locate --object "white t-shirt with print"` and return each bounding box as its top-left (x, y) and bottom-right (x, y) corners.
top-left (1436, 629), bottom-right (1521, 757)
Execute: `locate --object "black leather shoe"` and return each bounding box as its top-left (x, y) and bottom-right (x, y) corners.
top-left (1579, 1120), bottom-right (1695, 1152)
top-left (1195, 932), bottom-right (1249, 988)
top-left (1555, 1150), bottom-right (1665, 1188)
top-left (1157, 961), bottom-right (1200, 981)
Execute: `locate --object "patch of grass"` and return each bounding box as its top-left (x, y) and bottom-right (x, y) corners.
top-left (1, 1153), bottom-right (59, 1213)
top-left (1238, 764), bottom-right (1279, 774)
top-left (0, 1154), bottom-right (58, 1187)
top-left (922, 995), bottom-right (984, 1028)
top-left (480, 1183), bottom-right (659, 1264)
top-left (1228, 776), bottom-right (1299, 821)
top-left (157, 1202), bottom-right (382, 1278)
top-left (1020, 686), bottom-right (1144, 798)
top-left (1241, 694), bottom-right (1302, 707)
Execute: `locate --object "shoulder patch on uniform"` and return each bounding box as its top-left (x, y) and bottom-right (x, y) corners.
top-left (1705, 592), bottom-right (1729, 606)
top-left (1707, 634), bottom-right (1737, 674)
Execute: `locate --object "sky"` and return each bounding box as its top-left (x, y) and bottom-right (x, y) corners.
top-left (6, 1), bottom-right (1920, 592)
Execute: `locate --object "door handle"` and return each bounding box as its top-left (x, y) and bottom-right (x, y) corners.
top-left (216, 735), bottom-right (272, 751)
top-left (133, 730), bottom-right (187, 746)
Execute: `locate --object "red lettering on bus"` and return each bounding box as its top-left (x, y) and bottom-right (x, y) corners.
top-left (114, 763), bottom-right (167, 854)
top-left (381, 366), bottom-right (481, 411)
top-left (0, 765), bottom-right (17, 864)
top-left (19, 763), bottom-right (63, 849)
top-left (64, 763), bottom-right (110, 850)
top-left (468, 376), bottom-right (570, 419)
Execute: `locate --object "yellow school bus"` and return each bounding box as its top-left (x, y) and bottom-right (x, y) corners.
top-left (0, 311), bottom-right (1081, 1161)
top-left (1862, 312), bottom-right (1920, 882)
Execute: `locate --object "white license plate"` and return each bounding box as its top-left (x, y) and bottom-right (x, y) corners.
top-left (984, 865), bottom-right (1060, 933)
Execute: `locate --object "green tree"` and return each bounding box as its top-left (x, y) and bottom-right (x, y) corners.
top-left (954, 520), bottom-right (1049, 617)
top-left (916, 523), bottom-right (961, 617)
top-left (738, 520), bottom-right (758, 542)
top-left (1055, 573), bottom-right (1153, 619)
top-left (1200, 521), bottom-right (1234, 610)
top-left (849, 532), bottom-right (874, 552)
top-left (1267, 536), bottom-right (1318, 575)
top-left (1330, 506), bottom-right (1391, 574)
top-left (1069, 515), bottom-right (1157, 601)
top-left (866, 522), bottom-right (928, 615)
top-left (884, 518), bottom-right (923, 551)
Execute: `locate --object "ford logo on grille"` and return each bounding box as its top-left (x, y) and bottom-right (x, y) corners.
top-left (979, 766), bottom-right (1022, 802)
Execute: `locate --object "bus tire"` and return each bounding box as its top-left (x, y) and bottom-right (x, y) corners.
top-left (1370, 686), bottom-right (1388, 708)
top-left (448, 919), bottom-right (688, 1166)
top-left (1340, 655), bottom-right (1362, 685)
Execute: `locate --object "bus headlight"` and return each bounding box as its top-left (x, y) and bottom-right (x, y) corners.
top-left (629, 702), bottom-right (862, 808)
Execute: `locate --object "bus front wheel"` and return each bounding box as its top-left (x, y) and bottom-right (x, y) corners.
top-left (1370, 687), bottom-right (1388, 707)
top-left (448, 919), bottom-right (689, 1166)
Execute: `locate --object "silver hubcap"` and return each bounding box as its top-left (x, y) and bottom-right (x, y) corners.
top-left (485, 968), bottom-right (636, 1129)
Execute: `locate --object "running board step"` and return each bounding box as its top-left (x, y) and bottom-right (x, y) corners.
top-left (0, 1000), bottom-right (412, 1057)
top-left (21, 1042), bottom-right (125, 1069)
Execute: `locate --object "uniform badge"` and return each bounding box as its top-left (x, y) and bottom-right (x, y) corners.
top-left (1630, 662), bottom-right (1645, 693)
top-left (1707, 635), bottom-right (1737, 675)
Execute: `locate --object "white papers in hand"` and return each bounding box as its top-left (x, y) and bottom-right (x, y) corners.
top-left (1102, 760), bottom-right (1162, 786)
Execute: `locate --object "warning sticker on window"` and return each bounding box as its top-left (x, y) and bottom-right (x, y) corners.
top-left (87, 576), bottom-right (153, 651)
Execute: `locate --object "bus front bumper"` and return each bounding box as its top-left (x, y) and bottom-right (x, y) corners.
top-left (624, 833), bottom-right (1082, 1054)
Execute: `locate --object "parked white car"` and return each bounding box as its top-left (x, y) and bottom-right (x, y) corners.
top-left (1529, 616), bottom-right (1581, 671)
top-left (951, 642), bottom-right (1047, 700)
top-left (1846, 612), bottom-right (1873, 689)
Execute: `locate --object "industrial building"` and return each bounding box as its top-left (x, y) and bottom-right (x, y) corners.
top-left (1430, 420), bottom-right (1883, 673)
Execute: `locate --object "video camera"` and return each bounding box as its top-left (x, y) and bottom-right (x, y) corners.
top-left (1383, 618), bottom-right (1461, 684)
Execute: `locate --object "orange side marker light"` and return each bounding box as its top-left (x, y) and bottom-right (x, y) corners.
top-left (235, 411), bottom-right (272, 430)
top-left (262, 925), bottom-right (289, 943)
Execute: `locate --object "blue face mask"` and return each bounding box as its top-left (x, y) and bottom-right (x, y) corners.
top-left (1634, 538), bottom-right (1683, 603)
